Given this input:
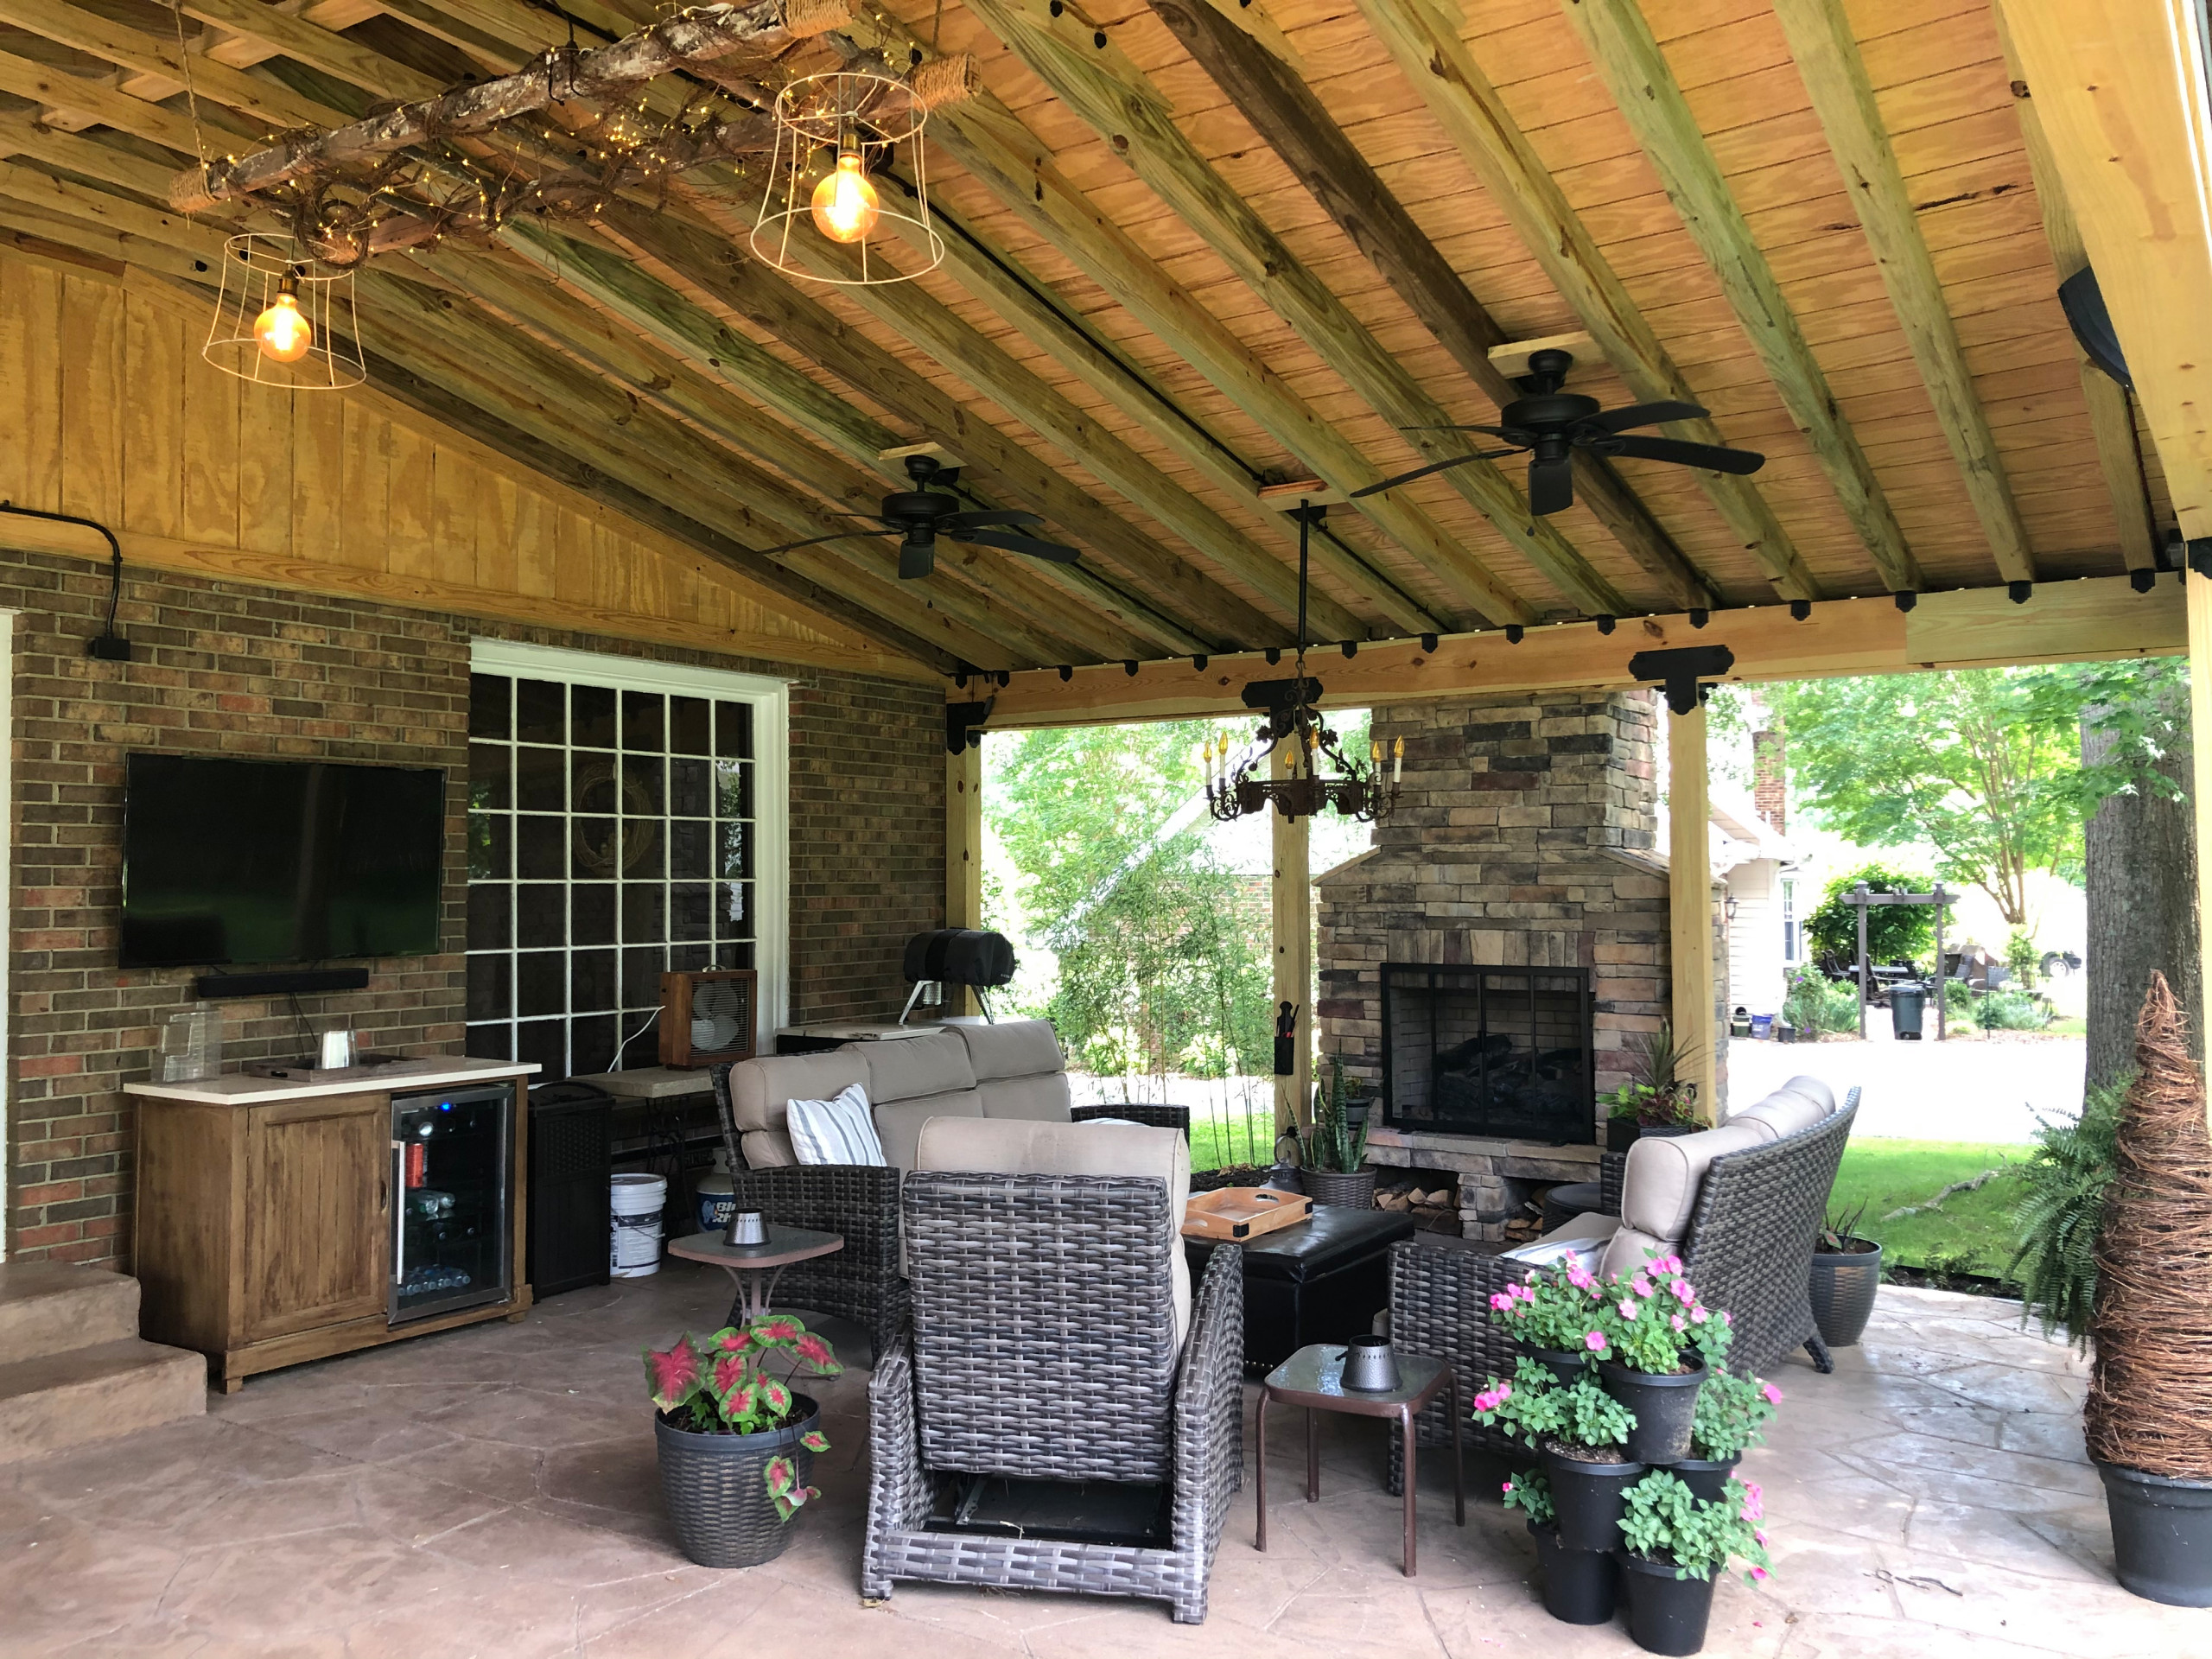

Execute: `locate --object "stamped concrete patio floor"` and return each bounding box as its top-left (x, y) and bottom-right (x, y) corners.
top-left (3, 1263), bottom-right (2203, 1658)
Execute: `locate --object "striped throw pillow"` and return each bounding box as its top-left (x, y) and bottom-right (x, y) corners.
top-left (785, 1082), bottom-right (887, 1166)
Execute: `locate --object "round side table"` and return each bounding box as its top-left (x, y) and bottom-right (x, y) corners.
top-left (667, 1226), bottom-right (844, 1324)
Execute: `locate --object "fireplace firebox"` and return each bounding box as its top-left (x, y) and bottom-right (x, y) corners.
top-left (1381, 964), bottom-right (1594, 1145)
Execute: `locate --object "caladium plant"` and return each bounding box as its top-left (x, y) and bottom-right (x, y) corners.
top-left (644, 1313), bottom-right (842, 1521)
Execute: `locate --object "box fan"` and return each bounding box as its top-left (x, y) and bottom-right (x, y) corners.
top-left (659, 969), bottom-right (758, 1068)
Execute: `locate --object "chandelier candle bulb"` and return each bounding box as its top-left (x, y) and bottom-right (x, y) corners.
top-left (1393, 737), bottom-right (1403, 785)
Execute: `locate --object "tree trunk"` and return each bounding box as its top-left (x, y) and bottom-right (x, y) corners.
top-left (2084, 701), bottom-right (2200, 1089)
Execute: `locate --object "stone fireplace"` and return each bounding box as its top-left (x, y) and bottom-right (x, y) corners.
top-left (1317, 689), bottom-right (1725, 1241)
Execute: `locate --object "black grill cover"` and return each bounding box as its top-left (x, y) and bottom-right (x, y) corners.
top-left (902, 928), bottom-right (1017, 989)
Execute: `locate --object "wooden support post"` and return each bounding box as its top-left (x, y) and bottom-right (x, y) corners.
top-left (1669, 702), bottom-right (1718, 1121)
top-left (1272, 744), bottom-right (1313, 1140)
top-left (946, 741), bottom-right (983, 1015)
top-left (2190, 568), bottom-right (2212, 1054)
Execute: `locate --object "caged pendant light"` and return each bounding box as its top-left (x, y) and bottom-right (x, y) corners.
top-left (748, 69), bottom-right (945, 285)
top-left (202, 233), bottom-right (365, 390)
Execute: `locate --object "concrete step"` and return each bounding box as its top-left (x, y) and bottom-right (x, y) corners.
top-left (0, 1260), bottom-right (140, 1362)
top-left (0, 1337), bottom-right (207, 1465)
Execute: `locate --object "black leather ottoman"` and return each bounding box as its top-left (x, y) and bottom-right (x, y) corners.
top-left (1186, 1207), bottom-right (1418, 1375)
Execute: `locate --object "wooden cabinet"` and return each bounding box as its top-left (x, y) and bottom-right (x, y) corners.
top-left (132, 1065), bottom-right (533, 1391)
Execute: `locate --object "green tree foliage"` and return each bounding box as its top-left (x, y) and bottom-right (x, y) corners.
top-left (1804, 861), bottom-right (1936, 965)
top-left (989, 721), bottom-right (1273, 1093)
top-left (1768, 663), bottom-right (2183, 925)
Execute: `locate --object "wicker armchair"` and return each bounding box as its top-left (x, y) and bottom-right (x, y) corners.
top-left (1388, 1093), bottom-right (1859, 1488)
top-left (861, 1170), bottom-right (1244, 1624)
top-left (1071, 1102), bottom-right (1192, 1139)
top-left (708, 1064), bottom-right (907, 1358)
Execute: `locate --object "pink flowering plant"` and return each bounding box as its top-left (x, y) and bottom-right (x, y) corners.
top-left (1471, 1357), bottom-right (1636, 1456)
top-left (1588, 1247), bottom-right (1734, 1374)
top-left (1618, 1470), bottom-right (1774, 1585)
top-left (1485, 1259), bottom-right (1611, 1351)
top-left (644, 1314), bottom-right (842, 1520)
top-left (1501, 1468), bottom-right (1554, 1527)
top-left (1691, 1370), bottom-right (1783, 1462)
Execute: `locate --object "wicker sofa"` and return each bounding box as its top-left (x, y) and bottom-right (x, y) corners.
top-left (862, 1117), bottom-right (1243, 1624)
top-left (1388, 1078), bottom-right (1859, 1485)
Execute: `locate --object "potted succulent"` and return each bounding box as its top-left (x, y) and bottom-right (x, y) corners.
top-left (1603, 1022), bottom-right (1703, 1151)
top-left (1486, 1257), bottom-right (1611, 1384)
top-left (1474, 1358), bottom-right (1642, 1553)
top-left (1588, 1249), bottom-right (1726, 1465)
top-left (1505, 1467), bottom-right (1615, 1625)
top-left (1808, 1201), bottom-right (1883, 1349)
top-left (1298, 1056), bottom-right (1376, 1209)
top-left (1672, 1370), bottom-right (1782, 1499)
top-left (1616, 1470), bottom-right (1773, 1656)
top-left (645, 1313), bottom-right (841, 1567)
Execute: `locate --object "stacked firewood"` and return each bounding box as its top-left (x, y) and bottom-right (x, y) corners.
top-left (1375, 1179), bottom-right (1461, 1236)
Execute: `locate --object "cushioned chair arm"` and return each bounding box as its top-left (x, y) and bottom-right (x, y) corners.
top-left (861, 1329), bottom-right (931, 1600)
top-left (1168, 1245), bottom-right (1243, 1612)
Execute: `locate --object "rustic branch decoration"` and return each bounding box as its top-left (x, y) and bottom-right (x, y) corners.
top-left (2084, 971), bottom-right (2212, 1479)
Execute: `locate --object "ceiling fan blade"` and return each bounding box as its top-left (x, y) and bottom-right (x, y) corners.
top-left (943, 509), bottom-right (1045, 531)
top-left (751, 530), bottom-right (880, 556)
top-left (1586, 400), bottom-right (1709, 433)
top-left (1349, 448), bottom-right (1520, 499)
top-left (954, 528), bottom-right (1082, 563)
top-left (1529, 454), bottom-right (1574, 516)
top-left (897, 541), bottom-right (935, 580)
top-left (1605, 434), bottom-right (1766, 474)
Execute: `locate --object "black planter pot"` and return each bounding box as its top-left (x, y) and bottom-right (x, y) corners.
top-left (1606, 1116), bottom-right (1639, 1153)
top-left (1302, 1165), bottom-right (1377, 1210)
top-left (1518, 1340), bottom-right (1592, 1389)
top-left (1808, 1237), bottom-right (1884, 1348)
top-left (1618, 1552), bottom-right (1718, 1655)
top-left (654, 1394), bottom-right (819, 1568)
top-left (1667, 1452), bottom-right (1740, 1503)
top-left (1601, 1357), bottom-right (1707, 1465)
top-left (2097, 1460), bottom-right (2212, 1605)
top-left (1541, 1440), bottom-right (1645, 1553)
top-left (1529, 1520), bottom-right (1617, 1624)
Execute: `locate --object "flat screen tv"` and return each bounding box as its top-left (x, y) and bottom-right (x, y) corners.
top-left (121, 753), bottom-right (447, 969)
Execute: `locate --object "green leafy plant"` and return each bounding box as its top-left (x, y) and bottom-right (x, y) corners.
top-left (1618, 1471), bottom-right (1773, 1585)
top-left (1601, 1020), bottom-right (1703, 1127)
top-left (1484, 1257), bottom-right (1611, 1351)
top-left (645, 1315), bottom-right (842, 1520)
top-left (1502, 1467), bottom-right (1555, 1526)
top-left (1691, 1370), bottom-right (1783, 1462)
top-left (1974, 989), bottom-right (2050, 1031)
top-left (1804, 861), bottom-right (1937, 965)
top-left (2006, 1079), bottom-right (2125, 1350)
top-left (2005, 930), bottom-right (2042, 990)
top-left (1590, 1247), bottom-right (1732, 1373)
top-left (1471, 1357), bottom-right (1636, 1456)
top-left (1300, 1055), bottom-right (1370, 1173)
top-left (1819, 1200), bottom-right (1871, 1252)
top-left (1783, 966), bottom-right (1859, 1035)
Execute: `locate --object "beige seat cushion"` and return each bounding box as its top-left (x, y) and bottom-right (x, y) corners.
top-left (1619, 1122), bottom-right (1775, 1243)
top-left (953, 1019), bottom-right (1066, 1081)
top-left (979, 1073), bottom-right (1073, 1122)
top-left (1599, 1224), bottom-right (1675, 1281)
top-left (914, 1117), bottom-right (1192, 1340)
top-left (726, 1052), bottom-right (869, 1136)
top-left (874, 1090), bottom-right (987, 1172)
top-left (740, 1129), bottom-right (797, 1168)
top-left (865, 1031), bottom-right (978, 1104)
top-left (1728, 1090), bottom-right (1830, 1142)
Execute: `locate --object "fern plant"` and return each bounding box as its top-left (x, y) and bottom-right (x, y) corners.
top-left (2005, 1078), bottom-right (2125, 1351)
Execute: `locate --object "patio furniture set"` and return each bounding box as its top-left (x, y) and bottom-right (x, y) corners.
top-left (662, 1018), bottom-right (1859, 1644)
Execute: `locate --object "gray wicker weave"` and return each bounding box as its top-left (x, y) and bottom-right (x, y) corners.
top-left (861, 1173), bottom-right (1244, 1624)
top-left (1386, 1092), bottom-right (1860, 1492)
top-left (1071, 1103), bottom-right (1192, 1140)
top-left (708, 1065), bottom-right (907, 1357)
top-left (1599, 1150), bottom-right (1626, 1216)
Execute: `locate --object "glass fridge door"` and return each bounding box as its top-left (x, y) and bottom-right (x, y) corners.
top-left (390, 1087), bottom-right (511, 1324)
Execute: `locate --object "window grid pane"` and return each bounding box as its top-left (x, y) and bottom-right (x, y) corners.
top-left (466, 671), bottom-right (760, 1080)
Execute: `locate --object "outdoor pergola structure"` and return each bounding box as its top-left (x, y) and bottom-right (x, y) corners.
top-left (0, 0), bottom-right (2202, 1123)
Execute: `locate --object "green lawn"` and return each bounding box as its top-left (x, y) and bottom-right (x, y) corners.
top-left (1829, 1137), bottom-right (2027, 1283)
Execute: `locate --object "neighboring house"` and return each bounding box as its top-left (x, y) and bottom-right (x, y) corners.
top-left (1711, 792), bottom-right (1804, 1020)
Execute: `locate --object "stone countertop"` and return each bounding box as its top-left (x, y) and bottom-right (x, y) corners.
top-left (125, 1057), bottom-right (539, 1107)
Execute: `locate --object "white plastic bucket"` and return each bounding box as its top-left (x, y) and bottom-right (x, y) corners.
top-left (610, 1173), bottom-right (667, 1278)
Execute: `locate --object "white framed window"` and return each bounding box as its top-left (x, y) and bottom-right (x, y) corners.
top-left (1781, 877), bottom-right (1798, 964)
top-left (463, 640), bottom-right (788, 1077)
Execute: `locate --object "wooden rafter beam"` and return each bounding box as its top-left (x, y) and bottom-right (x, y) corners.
top-left (1770, 0), bottom-right (2036, 584)
top-left (1350, 0), bottom-right (1820, 601)
top-left (1555, 0), bottom-right (1924, 594)
top-left (0, 0), bottom-right (333, 130)
top-left (983, 575), bottom-right (2183, 728)
top-left (956, 0), bottom-right (1627, 622)
top-left (1990, 0), bottom-right (2159, 573)
top-left (1146, 0), bottom-right (1720, 615)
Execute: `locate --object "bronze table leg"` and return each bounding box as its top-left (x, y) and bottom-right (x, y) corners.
top-left (1255, 1387), bottom-right (1270, 1551)
top-left (1450, 1368), bottom-right (1465, 1525)
top-left (1401, 1403), bottom-right (1418, 1576)
top-left (1306, 1408), bottom-right (1319, 1502)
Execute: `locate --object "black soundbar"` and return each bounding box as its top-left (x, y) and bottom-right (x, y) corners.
top-left (192, 968), bottom-right (371, 1000)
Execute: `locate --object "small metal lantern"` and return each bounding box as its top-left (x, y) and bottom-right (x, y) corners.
top-left (723, 1209), bottom-right (767, 1247)
top-left (1341, 1335), bottom-right (1400, 1392)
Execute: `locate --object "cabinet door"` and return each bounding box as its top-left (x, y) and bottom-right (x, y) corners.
top-left (242, 1093), bottom-right (391, 1342)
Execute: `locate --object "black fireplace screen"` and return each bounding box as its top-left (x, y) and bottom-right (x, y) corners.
top-left (1381, 964), bottom-right (1594, 1144)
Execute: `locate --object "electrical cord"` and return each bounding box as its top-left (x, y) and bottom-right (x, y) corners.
top-left (0, 503), bottom-right (130, 658)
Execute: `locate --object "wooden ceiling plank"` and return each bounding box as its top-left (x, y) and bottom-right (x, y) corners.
top-left (954, 0), bottom-right (1628, 622)
top-left (1989, 0), bottom-right (2158, 574)
top-left (1555, 0), bottom-right (1926, 594)
top-left (0, 48), bottom-right (238, 151)
top-left (1147, 0), bottom-right (1719, 613)
top-left (0, 0), bottom-right (333, 130)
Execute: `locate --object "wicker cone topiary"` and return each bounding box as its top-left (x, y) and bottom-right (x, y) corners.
top-left (2084, 973), bottom-right (2212, 1479)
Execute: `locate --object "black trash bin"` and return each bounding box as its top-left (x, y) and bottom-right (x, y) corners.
top-left (1891, 981), bottom-right (1927, 1040)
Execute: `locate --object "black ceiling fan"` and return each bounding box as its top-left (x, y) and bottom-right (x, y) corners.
top-left (752, 451), bottom-right (1081, 579)
top-left (1351, 348), bottom-right (1765, 517)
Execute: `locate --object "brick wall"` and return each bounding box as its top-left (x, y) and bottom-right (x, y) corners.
top-left (3, 550), bottom-right (944, 1265)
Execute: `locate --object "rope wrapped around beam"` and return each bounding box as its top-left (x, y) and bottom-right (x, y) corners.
top-left (167, 0), bottom-right (856, 213)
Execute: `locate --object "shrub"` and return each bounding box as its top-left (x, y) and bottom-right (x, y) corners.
top-left (1806, 862), bottom-right (1936, 965)
top-left (2005, 930), bottom-right (2042, 990)
top-left (2007, 1079), bottom-right (2123, 1350)
top-left (1974, 990), bottom-right (2049, 1031)
top-left (1784, 966), bottom-right (1858, 1034)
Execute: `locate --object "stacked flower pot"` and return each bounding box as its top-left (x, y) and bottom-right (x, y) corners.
top-left (1478, 1255), bottom-right (1781, 1655)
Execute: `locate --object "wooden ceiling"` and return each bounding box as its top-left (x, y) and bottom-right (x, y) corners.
top-left (0, 0), bottom-right (2171, 674)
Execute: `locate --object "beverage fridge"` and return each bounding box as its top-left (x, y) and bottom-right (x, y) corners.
top-left (390, 1084), bottom-right (513, 1324)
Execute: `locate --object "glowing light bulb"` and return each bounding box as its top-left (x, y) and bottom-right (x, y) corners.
top-left (254, 283), bottom-right (312, 364)
top-left (810, 151), bottom-right (880, 244)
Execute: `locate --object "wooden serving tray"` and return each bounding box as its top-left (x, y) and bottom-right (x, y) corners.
top-left (1181, 1185), bottom-right (1313, 1242)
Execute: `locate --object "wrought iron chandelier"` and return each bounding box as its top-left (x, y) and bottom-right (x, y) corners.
top-left (1202, 502), bottom-right (1402, 824)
